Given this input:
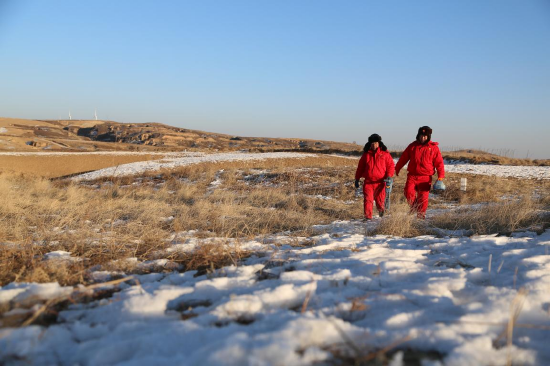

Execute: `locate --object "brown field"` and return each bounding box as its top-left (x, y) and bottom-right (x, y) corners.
top-left (0, 155), bottom-right (359, 286)
top-left (0, 154), bottom-right (160, 178)
top-left (1, 152), bottom-right (548, 287)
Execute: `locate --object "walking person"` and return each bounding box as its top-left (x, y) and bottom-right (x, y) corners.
top-left (355, 134), bottom-right (395, 220)
top-left (395, 126), bottom-right (445, 219)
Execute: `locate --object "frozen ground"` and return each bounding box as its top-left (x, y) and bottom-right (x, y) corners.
top-left (444, 163), bottom-right (549, 180)
top-left (71, 152), bottom-right (319, 181)
top-left (1, 152), bottom-right (549, 365)
top-left (1, 223), bottom-right (549, 365)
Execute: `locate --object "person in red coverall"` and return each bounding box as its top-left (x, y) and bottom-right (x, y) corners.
top-left (395, 126), bottom-right (445, 218)
top-left (355, 134), bottom-right (395, 220)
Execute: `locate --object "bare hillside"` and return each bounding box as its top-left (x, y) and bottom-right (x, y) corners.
top-left (0, 117), bottom-right (359, 153)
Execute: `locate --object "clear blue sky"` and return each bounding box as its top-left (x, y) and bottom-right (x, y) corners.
top-left (1, 0), bottom-right (549, 158)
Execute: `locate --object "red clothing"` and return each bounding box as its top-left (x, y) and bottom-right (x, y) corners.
top-left (355, 148), bottom-right (394, 218)
top-left (395, 140), bottom-right (445, 216)
top-left (362, 182), bottom-right (386, 219)
top-left (355, 148), bottom-right (395, 183)
top-left (395, 141), bottom-right (445, 178)
top-left (404, 175), bottom-right (432, 216)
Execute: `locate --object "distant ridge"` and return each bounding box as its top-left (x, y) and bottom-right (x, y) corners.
top-left (1, 117), bottom-right (547, 166)
top-left (0, 117), bottom-right (359, 153)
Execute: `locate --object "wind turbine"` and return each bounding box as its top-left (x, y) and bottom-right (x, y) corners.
top-left (94, 109), bottom-right (98, 121)
top-left (69, 111), bottom-right (72, 120)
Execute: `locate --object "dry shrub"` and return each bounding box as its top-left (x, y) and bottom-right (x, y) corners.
top-left (370, 203), bottom-right (427, 237)
top-left (422, 172), bottom-right (549, 234)
top-left (0, 173), bottom-right (174, 285)
top-left (433, 175), bottom-right (508, 204)
top-left (0, 241), bottom-right (88, 286)
top-left (430, 197), bottom-right (544, 235)
top-left (424, 173), bottom-right (550, 207)
top-left (21, 261), bottom-right (86, 286)
top-left (539, 187), bottom-right (550, 209)
top-left (170, 241), bottom-right (249, 277)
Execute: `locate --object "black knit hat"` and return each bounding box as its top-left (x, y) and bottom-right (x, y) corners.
top-left (416, 126), bottom-right (432, 142)
top-left (368, 134), bottom-right (382, 143)
top-left (363, 133), bottom-right (387, 152)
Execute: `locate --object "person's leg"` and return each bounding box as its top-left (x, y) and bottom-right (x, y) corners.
top-left (403, 175), bottom-right (417, 208)
top-left (415, 175), bottom-right (432, 217)
top-left (373, 181), bottom-right (386, 215)
top-left (362, 183), bottom-right (375, 219)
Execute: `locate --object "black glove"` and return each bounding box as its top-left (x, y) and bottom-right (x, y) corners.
top-left (354, 180), bottom-right (360, 189)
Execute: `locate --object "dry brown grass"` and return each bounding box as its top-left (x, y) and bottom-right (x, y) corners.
top-left (370, 202), bottom-right (427, 237)
top-left (1, 152), bottom-right (548, 288)
top-left (378, 172), bottom-right (549, 236)
top-left (0, 156), bottom-right (358, 286)
top-left (427, 173), bottom-right (550, 235)
top-left (429, 173), bottom-right (550, 204)
top-left (168, 240), bottom-right (250, 277)
top-left (164, 158), bottom-right (357, 237)
top-left (430, 197), bottom-right (546, 235)
top-left (0, 154), bottom-right (159, 178)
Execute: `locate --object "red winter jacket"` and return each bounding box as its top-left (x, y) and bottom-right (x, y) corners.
top-left (395, 141), bottom-right (445, 178)
top-left (355, 148), bottom-right (395, 183)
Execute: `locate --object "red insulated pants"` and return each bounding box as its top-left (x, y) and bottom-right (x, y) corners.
top-left (362, 182), bottom-right (386, 219)
top-left (404, 175), bottom-right (432, 216)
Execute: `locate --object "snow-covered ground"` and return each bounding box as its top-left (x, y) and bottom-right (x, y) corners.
top-left (1, 151), bottom-right (549, 365)
top-left (71, 152), bottom-right (318, 181)
top-left (337, 154), bottom-right (550, 180)
top-left (70, 153), bottom-right (549, 181)
top-left (445, 162), bottom-right (549, 180)
top-left (1, 223), bottom-right (549, 365)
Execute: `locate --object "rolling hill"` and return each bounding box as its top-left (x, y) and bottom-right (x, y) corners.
top-left (0, 117), bottom-right (359, 153)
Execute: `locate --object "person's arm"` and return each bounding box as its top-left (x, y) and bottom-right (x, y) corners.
top-left (386, 153), bottom-right (395, 178)
top-left (394, 145), bottom-right (411, 176)
top-left (433, 147), bottom-right (445, 179)
top-left (355, 153), bottom-right (366, 186)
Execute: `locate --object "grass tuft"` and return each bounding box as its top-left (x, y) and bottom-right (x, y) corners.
top-left (370, 203), bottom-right (427, 237)
top-left (430, 197), bottom-right (545, 235)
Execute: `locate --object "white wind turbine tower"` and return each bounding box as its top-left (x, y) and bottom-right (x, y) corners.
top-left (94, 109), bottom-right (98, 121)
top-left (69, 111), bottom-right (72, 120)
